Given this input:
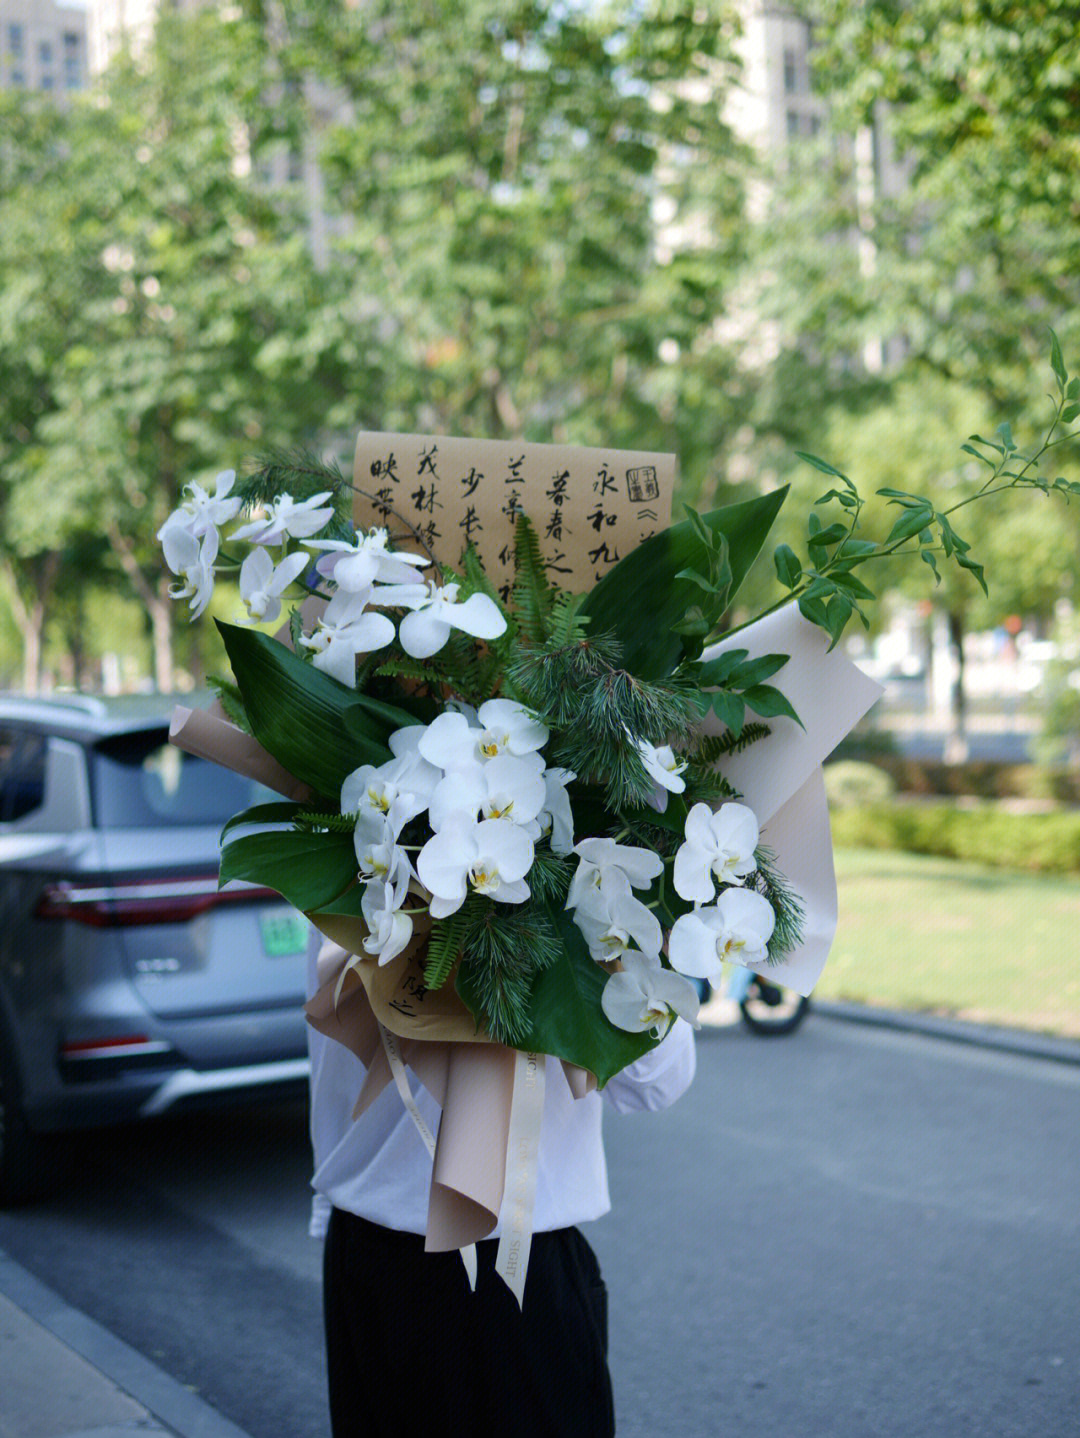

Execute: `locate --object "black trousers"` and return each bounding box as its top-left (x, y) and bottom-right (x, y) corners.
top-left (323, 1208), bottom-right (615, 1437)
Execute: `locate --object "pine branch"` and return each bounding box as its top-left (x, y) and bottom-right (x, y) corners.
top-left (460, 899), bottom-right (561, 1046)
top-left (749, 846), bottom-right (806, 962)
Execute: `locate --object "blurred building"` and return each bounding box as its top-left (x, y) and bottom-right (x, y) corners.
top-left (0, 0), bottom-right (87, 94)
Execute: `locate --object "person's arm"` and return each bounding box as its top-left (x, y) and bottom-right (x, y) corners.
top-left (599, 1019), bottom-right (696, 1115)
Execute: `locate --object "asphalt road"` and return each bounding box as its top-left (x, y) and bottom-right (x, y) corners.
top-left (1, 1015), bottom-right (1077, 1438)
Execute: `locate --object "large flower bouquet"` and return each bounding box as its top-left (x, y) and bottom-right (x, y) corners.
top-left (159, 336), bottom-right (1077, 1291)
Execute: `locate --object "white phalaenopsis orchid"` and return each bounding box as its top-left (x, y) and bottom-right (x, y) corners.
top-left (341, 743), bottom-right (438, 839)
top-left (636, 738), bottom-right (687, 812)
top-left (566, 837), bottom-right (664, 911)
top-left (231, 491), bottom-right (335, 546)
top-left (427, 753), bottom-right (546, 832)
top-left (157, 469), bottom-right (242, 543)
top-left (360, 878), bottom-right (414, 966)
top-left (667, 886), bottom-right (776, 981)
top-left (600, 952), bottom-right (700, 1036)
top-left (672, 801), bottom-right (760, 904)
top-left (161, 526), bottom-right (219, 619)
top-left (539, 767), bottom-right (576, 855)
top-left (238, 547), bottom-right (310, 624)
top-left (298, 587), bottom-right (395, 688)
top-left (354, 815), bottom-right (416, 891)
top-left (385, 579), bottom-right (507, 659)
top-left (307, 526), bottom-right (430, 591)
top-left (473, 698), bottom-right (549, 758)
top-left (417, 817), bottom-right (534, 919)
top-left (572, 885), bottom-right (663, 964)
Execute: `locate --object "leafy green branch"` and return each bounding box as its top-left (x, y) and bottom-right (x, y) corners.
top-left (762, 332), bottom-right (1080, 649)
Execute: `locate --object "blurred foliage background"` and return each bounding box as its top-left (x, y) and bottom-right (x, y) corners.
top-left (1, 0), bottom-right (1079, 697)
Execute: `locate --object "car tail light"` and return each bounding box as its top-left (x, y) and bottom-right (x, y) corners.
top-left (35, 875), bottom-right (283, 927)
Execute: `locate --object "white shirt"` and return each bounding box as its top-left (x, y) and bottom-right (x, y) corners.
top-left (306, 942), bottom-right (696, 1239)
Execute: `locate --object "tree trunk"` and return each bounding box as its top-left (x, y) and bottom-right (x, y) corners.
top-left (149, 578), bottom-right (175, 693)
top-left (1, 553), bottom-right (59, 696)
top-left (944, 607), bottom-right (969, 763)
top-left (108, 525), bottom-right (175, 691)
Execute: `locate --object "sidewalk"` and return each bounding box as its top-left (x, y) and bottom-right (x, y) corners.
top-left (0, 1249), bottom-right (254, 1438)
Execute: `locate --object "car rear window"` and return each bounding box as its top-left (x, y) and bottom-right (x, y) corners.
top-left (91, 730), bottom-right (276, 828)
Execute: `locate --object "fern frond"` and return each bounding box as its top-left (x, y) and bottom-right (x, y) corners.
top-left (294, 810), bottom-right (359, 833)
top-left (206, 674), bottom-right (252, 733)
top-left (693, 722), bottom-right (772, 764)
top-left (548, 590), bottom-right (591, 647)
top-left (424, 903), bottom-right (476, 991)
top-left (512, 514), bottom-right (555, 644)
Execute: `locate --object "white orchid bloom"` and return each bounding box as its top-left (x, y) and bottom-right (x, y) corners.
top-left (157, 469), bottom-right (242, 543)
top-left (428, 753), bottom-right (546, 831)
top-left (353, 813), bottom-right (417, 891)
top-left (417, 817), bottom-right (534, 919)
top-left (601, 952), bottom-right (700, 1037)
top-left (298, 587), bottom-right (395, 688)
top-left (667, 887), bottom-right (776, 981)
top-left (360, 879), bottom-right (414, 966)
top-left (475, 698), bottom-right (549, 758)
top-left (572, 886), bottom-right (663, 964)
top-left (307, 526), bottom-right (430, 591)
top-left (238, 547), bottom-right (310, 624)
top-left (231, 491), bottom-right (335, 546)
top-left (539, 767), bottom-right (576, 855)
top-left (387, 579), bottom-right (507, 659)
top-left (672, 801), bottom-right (761, 904)
top-left (162, 525), bottom-right (218, 619)
top-left (565, 837), bottom-right (664, 911)
top-left (636, 738), bottom-right (688, 812)
top-left (341, 748), bottom-right (436, 839)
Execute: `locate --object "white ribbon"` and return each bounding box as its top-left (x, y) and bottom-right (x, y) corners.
top-left (495, 1051), bottom-right (546, 1308)
top-left (377, 1021), bottom-right (478, 1290)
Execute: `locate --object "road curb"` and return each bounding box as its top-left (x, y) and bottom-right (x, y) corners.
top-left (0, 1248), bottom-right (256, 1438)
top-left (811, 999), bottom-right (1080, 1066)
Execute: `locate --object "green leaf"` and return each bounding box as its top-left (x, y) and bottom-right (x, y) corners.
top-left (823, 594), bottom-right (854, 648)
top-left (956, 552), bottom-right (989, 595)
top-left (220, 800), bottom-right (302, 842)
top-left (694, 648), bottom-right (748, 687)
top-left (828, 569), bottom-right (876, 601)
top-left (773, 543), bottom-right (801, 588)
top-left (1050, 329), bottom-right (1067, 391)
top-left (711, 689), bottom-right (746, 736)
top-left (456, 899), bottom-right (659, 1087)
top-left (741, 683), bottom-right (803, 727)
top-left (886, 506), bottom-right (934, 545)
top-left (920, 549), bottom-right (942, 584)
top-left (216, 620), bottom-right (394, 799)
top-left (877, 488), bottom-right (926, 505)
top-left (797, 593), bottom-right (830, 629)
top-left (1061, 404), bottom-right (1079, 424)
top-left (580, 488), bottom-right (789, 679)
top-left (219, 828), bottom-right (359, 910)
top-left (796, 452), bottom-right (852, 485)
top-left (728, 653), bottom-right (789, 687)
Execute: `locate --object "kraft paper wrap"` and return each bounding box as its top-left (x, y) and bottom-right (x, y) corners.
top-left (305, 939), bottom-right (593, 1252)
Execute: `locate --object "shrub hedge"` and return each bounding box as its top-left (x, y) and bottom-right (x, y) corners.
top-left (829, 802), bottom-right (1080, 874)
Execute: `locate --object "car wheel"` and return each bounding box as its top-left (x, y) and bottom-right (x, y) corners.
top-left (0, 1033), bottom-right (45, 1206)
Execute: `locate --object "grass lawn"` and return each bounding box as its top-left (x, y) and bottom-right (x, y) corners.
top-left (820, 848), bottom-right (1080, 1039)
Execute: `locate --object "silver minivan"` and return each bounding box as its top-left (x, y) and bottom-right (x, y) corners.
top-left (0, 694), bottom-right (310, 1203)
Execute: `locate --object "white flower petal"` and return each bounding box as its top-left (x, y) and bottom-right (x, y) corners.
top-left (399, 607), bottom-right (451, 658)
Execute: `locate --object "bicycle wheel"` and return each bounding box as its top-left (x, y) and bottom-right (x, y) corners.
top-left (739, 977), bottom-right (810, 1036)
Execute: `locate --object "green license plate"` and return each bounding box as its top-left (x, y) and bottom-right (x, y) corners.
top-left (260, 910), bottom-right (308, 957)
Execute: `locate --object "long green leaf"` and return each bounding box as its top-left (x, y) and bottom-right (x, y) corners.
top-left (219, 828), bottom-right (359, 910)
top-left (216, 621), bottom-right (396, 800)
top-left (579, 488), bottom-right (789, 679)
top-left (220, 800), bottom-right (302, 842)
